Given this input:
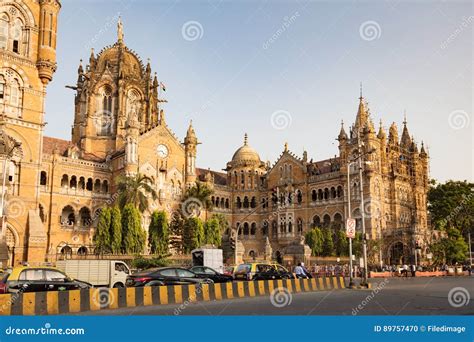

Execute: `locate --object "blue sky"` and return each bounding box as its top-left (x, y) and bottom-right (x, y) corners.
top-left (46, 0), bottom-right (473, 182)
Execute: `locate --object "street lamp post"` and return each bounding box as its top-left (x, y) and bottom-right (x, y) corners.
top-left (347, 162), bottom-right (354, 287)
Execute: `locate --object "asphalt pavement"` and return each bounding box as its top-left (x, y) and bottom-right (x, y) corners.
top-left (74, 277), bottom-right (474, 316)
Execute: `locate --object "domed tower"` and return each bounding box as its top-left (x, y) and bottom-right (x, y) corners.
top-left (184, 121), bottom-right (198, 186)
top-left (37, 0), bottom-right (61, 85)
top-left (70, 17), bottom-right (162, 159)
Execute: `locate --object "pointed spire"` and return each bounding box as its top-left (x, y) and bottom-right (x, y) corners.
top-left (354, 84), bottom-right (369, 132)
top-left (89, 48), bottom-right (96, 70)
top-left (77, 59), bottom-right (83, 74)
top-left (185, 120), bottom-right (197, 145)
top-left (420, 141), bottom-right (427, 157)
top-left (410, 135), bottom-right (418, 153)
top-left (377, 119), bottom-right (386, 140)
top-left (284, 142), bottom-right (288, 152)
top-left (244, 133), bottom-right (248, 146)
top-left (338, 120), bottom-right (348, 140)
top-left (388, 122), bottom-right (399, 145)
top-left (400, 113), bottom-right (411, 148)
top-left (146, 58), bottom-right (151, 75)
top-left (117, 16), bottom-right (124, 43)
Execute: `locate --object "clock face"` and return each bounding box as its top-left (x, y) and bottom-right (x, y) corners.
top-left (156, 144), bottom-right (169, 158)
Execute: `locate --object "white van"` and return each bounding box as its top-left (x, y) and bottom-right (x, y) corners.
top-left (56, 260), bottom-right (130, 288)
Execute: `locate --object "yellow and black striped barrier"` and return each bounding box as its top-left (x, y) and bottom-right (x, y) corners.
top-left (0, 276), bottom-right (345, 315)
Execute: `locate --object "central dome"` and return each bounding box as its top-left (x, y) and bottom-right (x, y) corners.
top-left (231, 133), bottom-right (261, 164)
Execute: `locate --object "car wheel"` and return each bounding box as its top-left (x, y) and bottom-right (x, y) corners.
top-left (113, 282), bottom-right (124, 288)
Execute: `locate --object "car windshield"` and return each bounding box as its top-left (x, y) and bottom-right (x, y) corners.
top-left (276, 265), bottom-right (287, 272)
top-left (176, 269), bottom-right (195, 278)
top-left (257, 265), bottom-right (273, 272)
top-left (236, 264), bottom-right (251, 273)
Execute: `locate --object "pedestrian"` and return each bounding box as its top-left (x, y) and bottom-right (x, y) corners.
top-left (301, 262), bottom-right (312, 279)
top-left (402, 264), bottom-right (408, 277)
top-left (410, 264), bottom-right (416, 277)
top-left (294, 262), bottom-right (308, 279)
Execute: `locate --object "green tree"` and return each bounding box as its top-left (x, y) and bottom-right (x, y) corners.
top-left (352, 232), bottom-right (363, 258)
top-left (169, 211), bottom-right (185, 254)
top-left (322, 227), bottom-right (334, 256)
top-left (431, 227), bottom-right (468, 264)
top-left (93, 207), bottom-right (111, 254)
top-left (148, 210), bottom-right (169, 256)
top-left (428, 180), bottom-right (474, 236)
top-left (183, 217), bottom-right (204, 253)
top-left (334, 229), bottom-right (349, 257)
top-left (116, 173), bottom-right (157, 212)
top-left (204, 217), bottom-right (221, 247)
top-left (110, 206), bottom-right (122, 254)
top-left (122, 204), bottom-right (146, 254)
top-left (305, 227), bottom-right (323, 256)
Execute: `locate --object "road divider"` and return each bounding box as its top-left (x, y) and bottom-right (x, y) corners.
top-left (0, 277), bottom-right (345, 315)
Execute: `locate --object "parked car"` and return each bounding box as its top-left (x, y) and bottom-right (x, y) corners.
top-left (126, 267), bottom-right (213, 287)
top-left (234, 263), bottom-right (294, 281)
top-left (0, 266), bottom-right (91, 294)
top-left (189, 266), bottom-right (233, 283)
top-left (56, 260), bottom-right (130, 288)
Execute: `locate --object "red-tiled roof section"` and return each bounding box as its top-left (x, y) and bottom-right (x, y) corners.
top-left (196, 168), bottom-right (228, 186)
top-left (42, 136), bottom-right (72, 155)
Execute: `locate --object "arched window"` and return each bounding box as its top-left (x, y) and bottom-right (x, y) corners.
top-left (86, 178), bottom-right (93, 191)
top-left (243, 196), bottom-right (249, 209)
top-left (225, 198), bottom-right (229, 209)
top-left (297, 218), bottom-right (303, 233)
top-left (311, 189), bottom-right (317, 201)
top-left (236, 197), bottom-right (242, 209)
top-left (334, 213), bottom-right (343, 229)
top-left (0, 75), bottom-right (5, 100)
top-left (60, 246), bottom-right (72, 259)
top-left (61, 206), bottom-right (75, 226)
top-left (324, 188), bottom-right (329, 200)
top-left (262, 221), bottom-right (268, 236)
top-left (40, 171), bottom-right (47, 186)
top-left (272, 220), bottom-right (277, 237)
top-left (243, 222), bottom-right (249, 235)
top-left (96, 86), bottom-right (113, 136)
top-left (250, 223), bottom-right (256, 235)
top-left (12, 18), bottom-right (22, 54)
top-left (312, 215), bottom-right (321, 228)
top-left (337, 186), bottom-right (343, 198)
top-left (323, 214), bottom-right (331, 227)
top-left (0, 14), bottom-right (9, 50)
top-left (296, 190), bottom-right (302, 204)
top-left (101, 180), bottom-right (109, 193)
top-left (78, 177), bottom-right (85, 190)
top-left (79, 207), bottom-right (91, 227)
top-left (60, 174), bottom-right (68, 188)
top-left (94, 179), bottom-right (101, 192)
top-left (318, 189), bottom-right (323, 200)
top-left (331, 187), bottom-right (336, 199)
top-left (250, 197), bottom-right (256, 208)
top-left (77, 246), bottom-right (88, 256)
top-left (69, 175), bottom-right (77, 189)
top-left (126, 89), bottom-right (140, 122)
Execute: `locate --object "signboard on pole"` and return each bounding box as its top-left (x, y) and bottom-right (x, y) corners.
top-left (346, 218), bottom-right (356, 239)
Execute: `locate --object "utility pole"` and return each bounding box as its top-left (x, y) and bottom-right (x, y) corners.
top-left (347, 162), bottom-right (354, 287)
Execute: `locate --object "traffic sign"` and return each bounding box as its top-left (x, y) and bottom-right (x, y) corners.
top-left (346, 218), bottom-right (356, 239)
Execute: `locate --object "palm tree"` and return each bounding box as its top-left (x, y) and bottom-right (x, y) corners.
top-left (182, 181), bottom-right (213, 219)
top-left (116, 173), bottom-right (157, 212)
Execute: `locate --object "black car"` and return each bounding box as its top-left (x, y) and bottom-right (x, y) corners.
top-left (126, 267), bottom-right (213, 287)
top-left (252, 264), bottom-right (295, 281)
top-left (189, 266), bottom-right (233, 283)
top-left (0, 266), bottom-right (91, 293)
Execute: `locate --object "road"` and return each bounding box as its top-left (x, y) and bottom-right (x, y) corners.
top-left (75, 277), bottom-right (474, 316)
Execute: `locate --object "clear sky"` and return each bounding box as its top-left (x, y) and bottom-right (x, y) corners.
top-left (46, 0), bottom-right (473, 182)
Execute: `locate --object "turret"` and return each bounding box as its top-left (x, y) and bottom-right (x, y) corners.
top-left (37, 0), bottom-right (61, 85)
top-left (184, 121), bottom-right (198, 186)
top-left (400, 116), bottom-right (411, 149)
top-left (388, 122), bottom-right (399, 146)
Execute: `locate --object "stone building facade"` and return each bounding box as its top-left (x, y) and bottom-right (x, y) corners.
top-left (0, 1), bottom-right (430, 267)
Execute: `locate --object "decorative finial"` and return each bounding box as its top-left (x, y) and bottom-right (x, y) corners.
top-left (244, 133), bottom-right (248, 145)
top-left (403, 110), bottom-right (407, 125)
top-left (284, 142), bottom-right (288, 151)
top-left (359, 82), bottom-right (363, 100)
top-left (190, 119), bottom-right (193, 126)
top-left (117, 16), bottom-right (124, 43)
